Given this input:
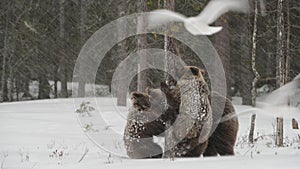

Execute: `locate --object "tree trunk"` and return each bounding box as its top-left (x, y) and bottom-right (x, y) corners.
top-left (266, 52), bottom-right (273, 79)
top-left (214, 14), bottom-right (231, 98)
top-left (276, 0), bottom-right (285, 88)
top-left (78, 0), bottom-right (87, 98)
top-left (53, 65), bottom-right (58, 98)
top-left (1, 29), bottom-right (8, 102)
top-left (292, 118), bottom-right (299, 129)
top-left (7, 17), bottom-right (16, 102)
top-left (15, 76), bottom-right (20, 101)
top-left (8, 66), bottom-right (14, 102)
top-left (276, 117), bottom-right (284, 146)
top-left (249, 0), bottom-right (260, 144)
top-left (240, 13), bottom-right (252, 105)
top-left (249, 114), bottom-right (256, 143)
top-left (60, 65), bottom-right (68, 98)
top-left (116, 0), bottom-right (128, 106)
top-left (275, 0), bottom-right (285, 147)
top-left (164, 0), bottom-right (178, 86)
top-left (285, 0), bottom-right (290, 83)
top-left (250, 0), bottom-right (260, 107)
top-left (23, 80), bottom-right (31, 100)
top-left (136, 0), bottom-right (148, 93)
top-left (59, 0), bottom-right (68, 98)
top-left (38, 74), bottom-right (50, 99)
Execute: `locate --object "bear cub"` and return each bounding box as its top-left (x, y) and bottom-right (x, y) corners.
top-left (123, 89), bottom-right (169, 158)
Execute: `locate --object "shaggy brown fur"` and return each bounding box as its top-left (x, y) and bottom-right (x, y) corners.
top-left (123, 89), bottom-right (169, 159)
top-left (124, 66), bottom-right (238, 158)
top-left (162, 66), bottom-right (238, 157)
top-left (203, 91), bottom-right (239, 156)
top-left (161, 66), bottom-right (212, 157)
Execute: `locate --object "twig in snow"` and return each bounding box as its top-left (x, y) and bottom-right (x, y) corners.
top-left (243, 144), bottom-right (255, 156)
top-left (104, 153), bottom-right (113, 164)
top-left (31, 162), bottom-right (38, 169)
top-left (78, 147), bottom-right (89, 163)
top-left (254, 134), bottom-right (275, 142)
top-left (1, 152), bottom-right (8, 169)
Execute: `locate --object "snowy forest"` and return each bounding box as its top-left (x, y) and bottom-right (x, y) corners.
top-left (1, 0), bottom-right (299, 102)
top-left (0, 0), bottom-right (299, 169)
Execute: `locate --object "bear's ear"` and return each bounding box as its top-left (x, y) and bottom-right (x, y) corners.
top-left (130, 92), bottom-right (138, 98)
top-left (130, 92), bottom-right (143, 99)
top-left (189, 66), bottom-right (200, 76)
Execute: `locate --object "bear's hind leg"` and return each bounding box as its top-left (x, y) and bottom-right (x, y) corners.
top-left (215, 141), bottom-right (235, 156)
top-left (203, 143), bottom-right (218, 157)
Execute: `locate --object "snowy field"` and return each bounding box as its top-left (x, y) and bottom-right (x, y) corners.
top-left (0, 97), bottom-right (299, 169)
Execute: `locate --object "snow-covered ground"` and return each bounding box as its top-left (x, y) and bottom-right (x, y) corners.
top-left (0, 97), bottom-right (299, 169)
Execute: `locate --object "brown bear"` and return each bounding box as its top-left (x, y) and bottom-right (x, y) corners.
top-left (123, 89), bottom-right (172, 159)
top-left (161, 66), bottom-right (238, 157)
top-left (203, 91), bottom-right (239, 156)
top-left (124, 66), bottom-right (238, 158)
top-left (161, 66), bottom-right (213, 157)
top-left (176, 66), bottom-right (212, 140)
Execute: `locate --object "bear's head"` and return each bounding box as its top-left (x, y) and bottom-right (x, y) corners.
top-left (177, 66), bottom-right (205, 81)
top-left (130, 92), bottom-right (151, 111)
top-left (130, 88), bottom-right (168, 112)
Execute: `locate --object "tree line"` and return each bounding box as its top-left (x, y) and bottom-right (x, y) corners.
top-left (0, 0), bottom-right (299, 107)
